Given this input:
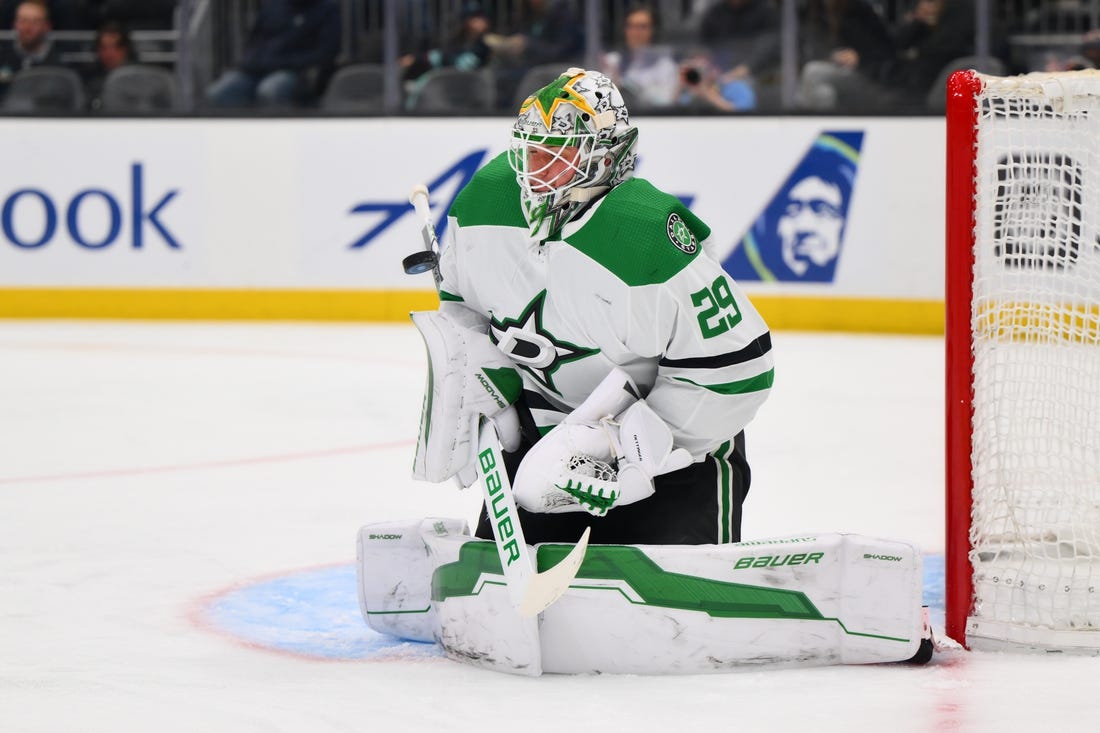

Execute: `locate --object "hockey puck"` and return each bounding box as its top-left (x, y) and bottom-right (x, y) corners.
top-left (402, 250), bottom-right (438, 275)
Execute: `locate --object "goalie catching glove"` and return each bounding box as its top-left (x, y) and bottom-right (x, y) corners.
top-left (411, 307), bottom-right (522, 488)
top-left (513, 368), bottom-right (693, 516)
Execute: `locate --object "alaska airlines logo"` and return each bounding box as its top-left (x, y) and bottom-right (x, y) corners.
top-left (723, 131), bottom-right (863, 283)
top-left (488, 290), bottom-right (598, 395)
top-left (346, 150), bottom-right (487, 249)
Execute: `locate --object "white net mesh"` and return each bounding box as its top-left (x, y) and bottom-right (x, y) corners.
top-left (969, 71), bottom-right (1100, 650)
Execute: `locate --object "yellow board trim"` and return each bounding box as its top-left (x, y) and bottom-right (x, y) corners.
top-left (749, 295), bottom-right (944, 335)
top-left (0, 288), bottom-right (441, 322)
top-left (0, 288), bottom-right (945, 334)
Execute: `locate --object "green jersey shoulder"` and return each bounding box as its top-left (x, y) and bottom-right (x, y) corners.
top-left (448, 152), bottom-right (527, 229)
top-left (565, 178), bottom-right (711, 287)
top-left (449, 153), bottom-right (711, 287)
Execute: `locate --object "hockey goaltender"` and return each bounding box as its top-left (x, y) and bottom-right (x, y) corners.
top-left (356, 68), bottom-right (933, 675)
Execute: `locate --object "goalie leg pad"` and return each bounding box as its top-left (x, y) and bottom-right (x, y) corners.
top-left (359, 524), bottom-right (924, 674)
top-left (356, 517), bottom-right (468, 643)
top-left (533, 533), bottom-right (924, 673)
top-left (421, 523), bottom-right (543, 676)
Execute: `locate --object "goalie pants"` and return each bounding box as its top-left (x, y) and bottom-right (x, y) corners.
top-left (475, 432), bottom-right (749, 546)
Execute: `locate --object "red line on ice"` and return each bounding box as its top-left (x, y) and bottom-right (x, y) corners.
top-left (0, 440), bottom-right (413, 485)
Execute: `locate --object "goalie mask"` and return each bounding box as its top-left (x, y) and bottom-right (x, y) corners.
top-left (508, 68), bottom-right (639, 240)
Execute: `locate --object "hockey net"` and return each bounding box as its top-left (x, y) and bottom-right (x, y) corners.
top-left (946, 69), bottom-right (1100, 651)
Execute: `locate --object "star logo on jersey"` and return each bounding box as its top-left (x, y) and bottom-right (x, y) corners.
top-left (489, 290), bottom-right (598, 395)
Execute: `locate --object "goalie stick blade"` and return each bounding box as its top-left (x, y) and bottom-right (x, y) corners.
top-left (517, 526), bottom-right (591, 618)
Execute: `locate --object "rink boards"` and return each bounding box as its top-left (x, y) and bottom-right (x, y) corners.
top-left (0, 116), bottom-right (944, 333)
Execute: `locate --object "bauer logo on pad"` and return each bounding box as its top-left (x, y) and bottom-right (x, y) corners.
top-left (723, 131), bottom-right (863, 283)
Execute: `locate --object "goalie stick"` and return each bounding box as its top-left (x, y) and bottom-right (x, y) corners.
top-left (476, 416), bottom-right (591, 616)
top-left (405, 183), bottom-right (590, 617)
top-left (402, 184), bottom-right (442, 287)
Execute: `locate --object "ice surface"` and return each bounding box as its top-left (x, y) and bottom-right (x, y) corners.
top-left (2, 321), bottom-right (1098, 732)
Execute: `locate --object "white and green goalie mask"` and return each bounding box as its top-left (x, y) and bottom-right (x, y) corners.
top-left (507, 68), bottom-right (639, 240)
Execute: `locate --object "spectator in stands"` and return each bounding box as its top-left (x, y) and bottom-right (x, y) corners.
top-left (602, 3), bottom-right (679, 110)
top-left (795, 0), bottom-right (896, 110)
top-left (676, 46), bottom-right (756, 111)
top-left (83, 20), bottom-right (134, 110)
top-left (696, 0), bottom-right (780, 83)
top-left (205, 0), bottom-right (340, 109)
top-left (401, 2), bottom-right (492, 84)
top-left (0, 0), bottom-right (61, 95)
top-left (485, 0), bottom-right (584, 109)
top-left (883, 0), bottom-right (975, 107)
top-left (0, 0), bottom-right (83, 30)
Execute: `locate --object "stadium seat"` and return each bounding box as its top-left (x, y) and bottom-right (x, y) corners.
top-left (406, 68), bottom-right (495, 113)
top-left (100, 65), bottom-right (181, 113)
top-left (1, 66), bottom-right (85, 112)
top-left (320, 63), bottom-right (386, 113)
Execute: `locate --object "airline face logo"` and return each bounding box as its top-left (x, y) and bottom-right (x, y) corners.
top-left (723, 131), bottom-right (864, 283)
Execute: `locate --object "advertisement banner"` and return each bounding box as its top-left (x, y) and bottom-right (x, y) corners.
top-left (0, 117), bottom-right (946, 329)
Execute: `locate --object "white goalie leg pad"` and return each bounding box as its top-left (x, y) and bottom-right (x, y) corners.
top-left (411, 307), bottom-right (522, 488)
top-left (356, 517), bottom-right (468, 643)
top-left (421, 523), bottom-right (543, 676)
top-left (536, 533), bottom-right (924, 673)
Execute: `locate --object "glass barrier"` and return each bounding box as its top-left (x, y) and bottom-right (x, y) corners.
top-left (0, 0), bottom-right (1096, 117)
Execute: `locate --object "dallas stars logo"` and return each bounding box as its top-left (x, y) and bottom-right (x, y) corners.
top-left (667, 212), bottom-right (698, 254)
top-left (519, 72), bottom-right (597, 131)
top-left (489, 290), bottom-right (598, 395)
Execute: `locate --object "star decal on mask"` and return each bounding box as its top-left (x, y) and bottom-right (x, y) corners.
top-left (521, 72), bottom-right (597, 131)
top-left (489, 290), bottom-right (599, 395)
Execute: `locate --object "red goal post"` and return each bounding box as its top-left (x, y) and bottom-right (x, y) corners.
top-left (946, 69), bottom-right (1100, 652)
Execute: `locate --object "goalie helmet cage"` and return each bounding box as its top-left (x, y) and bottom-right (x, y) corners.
top-left (946, 69), bottom-right (1100, 652)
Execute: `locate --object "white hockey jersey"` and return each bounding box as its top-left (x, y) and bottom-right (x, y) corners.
top-left (438, 153), bottom-right (773, 460)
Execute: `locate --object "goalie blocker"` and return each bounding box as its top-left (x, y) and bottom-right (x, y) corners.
top-left (357, 519), bottom-right (931, 675)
